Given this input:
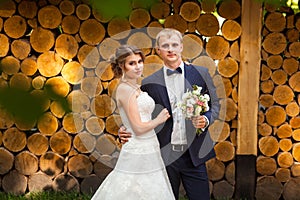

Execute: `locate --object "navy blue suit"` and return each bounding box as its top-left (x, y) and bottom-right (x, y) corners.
top-left (141, 63), bottom-right (220, 200)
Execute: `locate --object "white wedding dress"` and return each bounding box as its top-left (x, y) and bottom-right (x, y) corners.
top-left (91, 91), bottom-right (175, 200)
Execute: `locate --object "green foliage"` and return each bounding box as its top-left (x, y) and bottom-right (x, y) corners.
top-left (88, 0), bottom-right (298, 19)
top-left (90, 0), bottom-right (131, 18)
top-left (255, 0), bottom-right (289, 7)
top-left (89, 0), bottom-right (159, 18)
top-left (196, 0), bottom-right (291, 6)
top-left (0, 88), bottom-right (46, 124)
top-left (0, 87), bottom-right (70, 126)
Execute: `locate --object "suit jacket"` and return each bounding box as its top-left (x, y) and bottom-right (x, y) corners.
top-left (141, 63), bottom-right (220, 167)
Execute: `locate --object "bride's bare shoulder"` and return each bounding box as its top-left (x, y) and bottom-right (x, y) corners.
top-left (116, 83), bottom-right (138, 101)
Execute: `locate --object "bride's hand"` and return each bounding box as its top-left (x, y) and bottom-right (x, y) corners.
top-left (156, 108), bottom-right (170, 124)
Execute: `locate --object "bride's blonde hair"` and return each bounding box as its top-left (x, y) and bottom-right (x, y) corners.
top-left (110, 45), bottom-right (145, 78)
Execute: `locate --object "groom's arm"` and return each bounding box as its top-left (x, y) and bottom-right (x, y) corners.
top-left (194, 66), bottom-right (220, 126)
top-left (202, 67), bottom-right (220, 125)
top-left (118, 126), bottom-right (132, 144)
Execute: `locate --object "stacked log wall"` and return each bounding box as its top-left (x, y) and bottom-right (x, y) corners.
top-left (0, 0), bottom-right (297, 199)
top-left (256, 3), bottom-right (300, 200)
top-left (0, 0), bottom-right (239, 198)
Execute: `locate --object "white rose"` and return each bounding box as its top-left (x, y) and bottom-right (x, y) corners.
top-left (187, 98), bottom-right (196, 105)
top-left (192, 86), bottom-right (202, 95)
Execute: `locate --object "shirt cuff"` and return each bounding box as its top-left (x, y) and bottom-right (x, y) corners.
top-left (201, 116), bottom-right (210, 131)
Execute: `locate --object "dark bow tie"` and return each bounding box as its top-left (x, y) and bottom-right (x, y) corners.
top-left (167, 67), bottom-right (182, 76)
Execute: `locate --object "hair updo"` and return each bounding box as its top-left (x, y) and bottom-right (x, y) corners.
top-left (109, 45), bottom-right (145, 78)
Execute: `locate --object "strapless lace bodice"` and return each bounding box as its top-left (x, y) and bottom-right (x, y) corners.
top-left (119, 91), bottom-right (155, 136)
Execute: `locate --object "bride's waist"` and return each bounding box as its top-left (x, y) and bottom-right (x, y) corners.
top-left (135, 132), bottom-right (156, 139)
top-left (123, 130), bottom-right (158, 149)
top-left (127, 129), bottom-right (156, 140)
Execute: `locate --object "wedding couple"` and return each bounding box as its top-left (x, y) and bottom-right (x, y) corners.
top-left (91, 28), bottom-right (219, 200)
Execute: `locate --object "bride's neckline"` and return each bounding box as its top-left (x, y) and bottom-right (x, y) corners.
top-left (121, 79), bottom-right (141, 93)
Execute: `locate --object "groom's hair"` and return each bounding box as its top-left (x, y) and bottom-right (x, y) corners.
top-left (155, 28), bottom-right (183, 47)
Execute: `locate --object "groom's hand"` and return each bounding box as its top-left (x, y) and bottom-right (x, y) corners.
top-left (192, 115), bottom-right (208, 129)
top-left (118, 126), bottom-right (132, 144)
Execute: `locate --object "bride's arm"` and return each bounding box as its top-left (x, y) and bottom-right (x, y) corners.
top-left (117, 85), bottom-right (169, 136)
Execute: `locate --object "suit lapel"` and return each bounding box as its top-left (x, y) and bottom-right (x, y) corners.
top-left (184, 63), bottom-right (195, 92)
top-left (152, 68), bottom-right (172, 111)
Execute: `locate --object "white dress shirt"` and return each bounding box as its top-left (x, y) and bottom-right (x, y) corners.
top-left (164, 62), bottom-right (187, 145)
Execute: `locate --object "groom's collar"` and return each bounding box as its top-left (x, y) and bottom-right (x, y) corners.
top-left (163, 61), bottom-right (185, 76)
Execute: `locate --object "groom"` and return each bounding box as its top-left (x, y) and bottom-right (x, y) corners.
top-left (119, 28), bottom-right (220, 200)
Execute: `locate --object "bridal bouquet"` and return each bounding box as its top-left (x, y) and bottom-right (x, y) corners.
top-left (178, 85), bottom-right (210, 135)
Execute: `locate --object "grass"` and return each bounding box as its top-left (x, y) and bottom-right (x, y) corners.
top-left (0, 191), bottom-right (236, 200)
top-left (0, 192), bottom-right (235, 200)
top-left (0, 191), bottom-right (188, 200)
top-left (0, 191), bottom-right (92, 200)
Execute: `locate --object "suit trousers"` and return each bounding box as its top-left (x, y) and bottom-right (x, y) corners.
top-left (166, 149), bottom-right (210, 200)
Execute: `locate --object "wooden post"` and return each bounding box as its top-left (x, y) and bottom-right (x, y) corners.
top-left (236, 0), bottom-right (262, 199)
top-left (239, 0), bottom-right (262, 156)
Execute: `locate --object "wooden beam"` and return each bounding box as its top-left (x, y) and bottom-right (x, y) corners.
top-left (238, 0), bottom-right (262, 155)
top-left (235, 1), bottom-right (262, 199)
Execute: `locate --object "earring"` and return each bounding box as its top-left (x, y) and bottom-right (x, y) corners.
top-left (121, 73), bottom-right (127, 82)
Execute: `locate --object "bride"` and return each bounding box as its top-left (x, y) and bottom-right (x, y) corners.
top-left (91, 45), bottom-right (175, 200)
